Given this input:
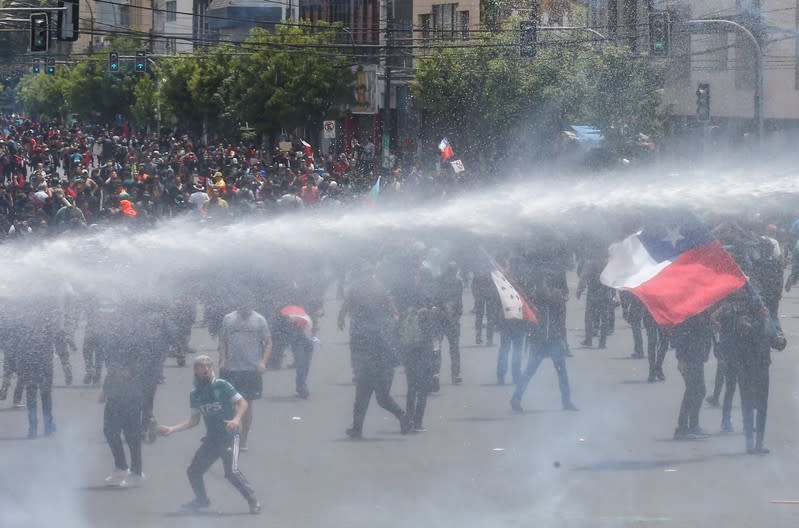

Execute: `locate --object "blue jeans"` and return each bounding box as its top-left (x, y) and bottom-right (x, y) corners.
top-left (512, 339), bottom-right (572, 408)
top-left (497, 327), bottom-right (524, 384)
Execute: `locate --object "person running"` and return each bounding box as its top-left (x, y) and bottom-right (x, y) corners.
top-left (157, 355), bottom-right (261, 514)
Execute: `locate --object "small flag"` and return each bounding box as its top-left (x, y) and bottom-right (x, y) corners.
top-left (483, 249), bottom-right (538, 324)
top-left (600, 213), bottom-right (746, 326)
top-left (438, 137), bottom-right (454, 161)
top-left (365, 175), bottom-right (381, 204)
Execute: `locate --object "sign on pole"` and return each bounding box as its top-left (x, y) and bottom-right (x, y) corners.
top-left (450, 159), bottom-right (465, 173)
top-left (323, 120), bottom-right (336, 139)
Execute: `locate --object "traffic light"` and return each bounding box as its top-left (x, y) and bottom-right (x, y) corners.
top-left (109, 51), bottom-right (120, 73)
top-left (696, 83), bottom-right (710, 122)
top-left (30, 13), bottom-right (49, 53)
top-left (32, 59), bottom-right (41, 74)
top-left (135, 51), bottom-right (147, 73)
top-left (57, 0), bottom-right (80, 42)
top-left (649, 11), bottom-right (670, 56)
top-left (519, 20), bottom-right (537, 58)
top-left (46, 57), bottom-right (56, 75)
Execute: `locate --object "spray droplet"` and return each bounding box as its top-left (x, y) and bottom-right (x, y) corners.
top-left (579, 438), bottom-right (586, 442)
top-left (664, 468), bottom-right (677, 472)
top-left (291, 416), bottom-right (302, 421)
top-left (492, 448), bottom-right (505, 452)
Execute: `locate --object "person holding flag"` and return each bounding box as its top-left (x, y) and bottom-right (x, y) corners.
top-left (438, 138), bottom-right (454, 162)
top-left (601, 213), bottom-right (748, 440)
top-left (508, 243), bottom-right (578, 413)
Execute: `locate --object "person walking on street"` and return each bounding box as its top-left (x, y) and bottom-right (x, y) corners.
top-left (218, 295), bottom-right (272, 451)
top-left (338, 262), bottom-right (411, 439)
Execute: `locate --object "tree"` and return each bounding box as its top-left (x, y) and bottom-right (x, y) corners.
top-left (225, 22), bottom-right (356, 137)
top-left (581, 45), bottom-right (669, 154)
top-left (412, 27), bottom-right (668, 169)
top-left (131, 75), bottom-right (157, 130)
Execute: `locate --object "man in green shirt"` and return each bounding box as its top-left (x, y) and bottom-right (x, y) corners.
top-left (158, 355), bottom-right (261, 514)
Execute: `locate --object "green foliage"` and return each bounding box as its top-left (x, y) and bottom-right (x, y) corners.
top-left (223, 22), bottom-right (356, 135)
top-left (412, 29), bottom-right (668, 165)
top-left (15, 22), bottom-right (355, 138)
top-left (131, 75), bottom-right (157, 129)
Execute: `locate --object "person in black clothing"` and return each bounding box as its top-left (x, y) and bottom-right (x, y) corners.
top-left (712, 286), bottom-right (784, 452)
top-left (99, 360), bottom-right (144, 486)
top-left (671, 312), bottom-right (713, 440)
top-left (577, 255), bottom-right (613, 349)
top-left (437, 262), bottom-right (463, 384)
top-left (400, 266), bottom-right (445, 432)
top-left (401, 304), bottom-right (442, 432)
top-left (621, 292), bottom-right (656, 360)
top-left (17, 303), bottom-right (58, 438)
top-left (0, 310), bottom-right (25, 407)
top-left (338, 263), bottom-right (411, 438)
top-left (472, 271), bottom-right (498, 346)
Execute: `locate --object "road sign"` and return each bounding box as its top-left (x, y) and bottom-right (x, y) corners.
top-left (323, 120), bottom-right (336, 139)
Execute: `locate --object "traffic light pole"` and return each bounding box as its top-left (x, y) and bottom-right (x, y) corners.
top-left (682, 19), bottom-right (763, 141)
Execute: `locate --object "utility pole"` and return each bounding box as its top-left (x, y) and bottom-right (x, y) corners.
top-left (681, 19), bottom-right (763, 141)
top-left (381, 0), bottom-right (392, 172)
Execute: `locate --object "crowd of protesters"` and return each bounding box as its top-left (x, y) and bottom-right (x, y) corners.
top-left (0, 115), bottom-right (476, 239)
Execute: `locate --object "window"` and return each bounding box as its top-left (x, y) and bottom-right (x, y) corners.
top-left (695, 32), bottom-right (728, 72)
top-left (432, 4), bottom-right (457, 39)
top-left (118, 5), bottom-right (130, 27)
top-left (459, 10), bottom-right (469, 40)
top-left (166, 0), bottom-right (177, 22)
top-left (419, 14), bottom-right (431, 42)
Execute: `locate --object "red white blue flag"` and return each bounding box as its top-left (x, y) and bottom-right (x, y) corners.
top-left (600, 214), bottom-right (746, 326)
top-left (438, 137), bottom-right (454, 161)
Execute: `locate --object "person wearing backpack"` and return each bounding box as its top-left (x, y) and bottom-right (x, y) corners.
top-left (400, 303), bottom-right (442, 432)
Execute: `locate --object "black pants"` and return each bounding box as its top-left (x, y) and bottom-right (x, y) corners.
top-left (405, 347), bottom-right (434, 428)
top-left (676, 360), bottom-right (706, 432)
top-left (352, 364), bottom-right (404, 433)
top-left (739, 357), bottom-right (770, 445)
top-left (187, 435), bottom-right (256, 504)
top-left (104, 402), bottom-right (142, 475)
top-left (629, 309), bottom-right (658, 358)
top-left (648, 332), bottom-right (668, 374)
top-left (441, 318), bottom-right (461, 378)
top-left (21, 353), bottom-right (54, 432)
top-left (84, 333), bottom-right (110, 380)
top-left (721, 357), bottom-right (741, 425)
top-left (584, 298), bottom-right (610, 345)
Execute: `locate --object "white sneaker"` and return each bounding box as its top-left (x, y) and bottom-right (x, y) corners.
top-left (105, 468), bottom-right (129, 486)
top-left (122, 472), bottom-right (145, 487)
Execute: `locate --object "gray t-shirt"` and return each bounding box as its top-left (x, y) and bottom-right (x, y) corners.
top-left (221, 310), bottom-right (270, 371)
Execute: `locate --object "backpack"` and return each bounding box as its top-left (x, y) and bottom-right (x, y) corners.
top-left (400, 308), bottom-right (426, 350)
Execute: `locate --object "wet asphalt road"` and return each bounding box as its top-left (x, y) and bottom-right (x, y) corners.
top-left (2, 276), bottom-right (799, 528)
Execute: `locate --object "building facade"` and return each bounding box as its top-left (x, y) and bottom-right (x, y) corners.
top-left (588, 0), bottom-right (799, 134)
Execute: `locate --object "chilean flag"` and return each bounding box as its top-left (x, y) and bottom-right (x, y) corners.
top-left (484, 250), bottom-right (538, 324)
top-left (438, 137), bottom-right (454, 161)
top-left (600, 215), bottom-right (746, 327)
